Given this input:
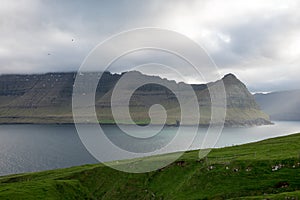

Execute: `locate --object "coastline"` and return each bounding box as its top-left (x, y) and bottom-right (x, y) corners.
top-left (0, 119), bottom-right (274, 127)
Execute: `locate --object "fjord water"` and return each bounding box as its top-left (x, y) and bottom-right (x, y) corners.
top-left (0, 121), bottom-right (300, 176)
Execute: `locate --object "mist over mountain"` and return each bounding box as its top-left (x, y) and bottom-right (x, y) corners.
top-left (0, 71), bottom-right (271, 126)
top-left (255, 90), bottom-right (300, 121)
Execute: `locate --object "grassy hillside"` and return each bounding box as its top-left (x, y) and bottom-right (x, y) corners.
top-left (0, 133), bottom-right (300, 199)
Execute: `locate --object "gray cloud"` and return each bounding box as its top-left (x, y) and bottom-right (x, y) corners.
top-left (0, 0), bottom-right (300, 92)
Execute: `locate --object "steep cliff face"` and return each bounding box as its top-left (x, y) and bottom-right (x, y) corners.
top-left (222, 73), bottom-right (259, 109)
top-left (219, 74), bottom-right (271, 126)
top-left (0, 73), bottom-right (74, 108)
top-left (193, 73), bottom-right (259, 108)
top-left (190, 73), bottom-right (270, 126)
top-left (0, 72), bottom-right (271, 126)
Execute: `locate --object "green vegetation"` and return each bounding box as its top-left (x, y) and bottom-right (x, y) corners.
top-left (0, 133), bottom-right (300, 199)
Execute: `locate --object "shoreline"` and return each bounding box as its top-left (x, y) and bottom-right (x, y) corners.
top-left (0, 121), bottom-right (274, 127)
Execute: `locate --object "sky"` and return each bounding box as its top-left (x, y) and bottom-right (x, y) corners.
top-left (0, 0), bottom-right (300, 92)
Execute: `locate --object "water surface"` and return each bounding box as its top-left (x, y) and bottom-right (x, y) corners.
top-left (0, 121), bottom-right (299, 176)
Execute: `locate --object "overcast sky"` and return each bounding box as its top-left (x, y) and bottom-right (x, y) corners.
top-left (1, 0), bottom-right (300, 92)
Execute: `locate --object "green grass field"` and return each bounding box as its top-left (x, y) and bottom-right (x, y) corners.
top-left (0, 133), bottom-right (299, 199)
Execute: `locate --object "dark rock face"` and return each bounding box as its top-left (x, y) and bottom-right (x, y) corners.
top-left (0, 72), bottom-right (271, 126)
top-left (222, 74), bottom-right (259, 109)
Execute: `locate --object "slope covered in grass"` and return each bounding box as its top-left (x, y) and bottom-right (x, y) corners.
top-left (0, 133), bottom-right (299, 199)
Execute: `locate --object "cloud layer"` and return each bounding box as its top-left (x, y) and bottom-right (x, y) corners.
top-left (1, 0), bottom-right (300, 92)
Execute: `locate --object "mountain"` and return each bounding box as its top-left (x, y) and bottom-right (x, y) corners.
top-left (255, 90), bottom-right (300, 121)
top-left (0, 72), bottom-right (271, 126)
top-left (0, 132), bottom-right (300, 199)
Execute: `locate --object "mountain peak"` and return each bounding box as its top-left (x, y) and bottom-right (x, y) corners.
top-left (223, 73), bottom-right (237, 80)
top-left (222, 73), bottom-right (242, 85)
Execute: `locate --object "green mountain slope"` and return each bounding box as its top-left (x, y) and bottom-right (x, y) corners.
top-left (0, 133), bottom-right (299, 199)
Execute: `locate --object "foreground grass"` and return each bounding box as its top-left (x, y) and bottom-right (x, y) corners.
top-left (0, 133), bottom-right (300, 199)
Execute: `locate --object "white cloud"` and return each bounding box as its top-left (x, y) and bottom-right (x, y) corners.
top-left (0, 0), bottom-right (300, 92)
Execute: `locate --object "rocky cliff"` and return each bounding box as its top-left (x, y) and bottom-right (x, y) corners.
top-left (0, 72), bottom-right (271, 126)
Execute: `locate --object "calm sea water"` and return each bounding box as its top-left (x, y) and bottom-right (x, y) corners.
top-left (0, 121), bottom-right (300, 176)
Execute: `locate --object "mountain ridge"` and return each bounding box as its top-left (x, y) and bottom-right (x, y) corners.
top-left (0, 71), bottom-right (271, 126)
